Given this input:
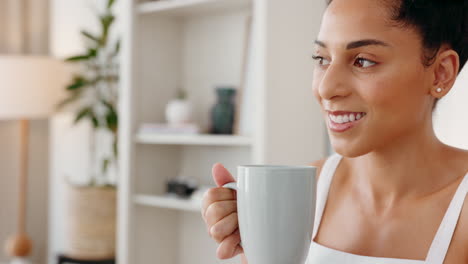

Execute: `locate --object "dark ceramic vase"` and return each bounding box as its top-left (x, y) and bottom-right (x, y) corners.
top-left (210, 87), bottom-right (236, 134)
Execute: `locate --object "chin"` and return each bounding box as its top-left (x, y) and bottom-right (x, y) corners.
top-left (329, 136), bottom-right (372, 158)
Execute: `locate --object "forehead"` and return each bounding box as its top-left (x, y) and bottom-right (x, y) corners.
top-left (318, 0), bottom-right (415, 48)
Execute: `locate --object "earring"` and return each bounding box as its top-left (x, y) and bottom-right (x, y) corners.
top-left (436, 88), bottom-right (443, 93)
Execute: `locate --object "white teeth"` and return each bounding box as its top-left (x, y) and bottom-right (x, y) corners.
top-left (329, 112), bottom-right (365, 124)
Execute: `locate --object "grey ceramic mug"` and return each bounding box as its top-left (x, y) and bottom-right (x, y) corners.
top-left (223, 165), bottom-right (316, 264)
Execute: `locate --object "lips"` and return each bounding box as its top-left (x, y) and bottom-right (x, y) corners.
top-left (326, 110), bottom-right (367, 132)
top-left (328, 111), bottom-right (366, 124)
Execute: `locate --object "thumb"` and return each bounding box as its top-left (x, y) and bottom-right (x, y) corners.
top-left (212, 163), bottom-right (236, 187)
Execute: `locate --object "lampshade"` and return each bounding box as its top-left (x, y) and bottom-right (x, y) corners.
top-left (0, 55), bottom-right (69, 120)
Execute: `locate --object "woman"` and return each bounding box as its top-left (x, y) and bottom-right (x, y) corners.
top-left (201, 0), bottom-right (468, 263)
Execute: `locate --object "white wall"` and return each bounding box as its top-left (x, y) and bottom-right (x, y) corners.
top-left (48, 0), bottom-right (94, 259)
top-left (48, 1), bottom-right (123, 263)
top-left (434, 65), bottom-right (468, 149)
top-left (262, 0), bottom-right (328, 163)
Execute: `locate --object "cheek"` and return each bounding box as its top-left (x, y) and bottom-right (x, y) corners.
top-left (361, 68), bottom-right (429, 128)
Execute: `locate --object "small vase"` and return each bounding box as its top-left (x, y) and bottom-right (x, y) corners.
top-left (210, 87), bottom-right (236, 134)
top-left (165, 99), bottom-right (193, 125)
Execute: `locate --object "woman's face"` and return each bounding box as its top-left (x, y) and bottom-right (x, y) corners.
top-left (313, 0), bottom-right (435, 157)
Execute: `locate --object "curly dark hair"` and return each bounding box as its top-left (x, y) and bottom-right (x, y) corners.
top-left (326, 0), bottom-right (468, 73)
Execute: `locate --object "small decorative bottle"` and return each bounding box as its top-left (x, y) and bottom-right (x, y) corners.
top-left (165, 88), bottom-right (193, 125)
top-left (210, 87), bottom-right (236, 134)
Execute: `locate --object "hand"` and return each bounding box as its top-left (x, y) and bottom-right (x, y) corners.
top-left (201, 163), bottom-right (243, 259)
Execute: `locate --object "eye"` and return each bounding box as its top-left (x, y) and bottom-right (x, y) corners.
top-left (312, 55), bottom-right (331, 67)
top-left (354, 57), bottom-right (376, 68)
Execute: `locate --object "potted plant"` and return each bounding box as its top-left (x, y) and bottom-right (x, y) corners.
top-left (56, 0), bottom-right (120, 260)
top-left (165, 88), bottom-right (193, 125)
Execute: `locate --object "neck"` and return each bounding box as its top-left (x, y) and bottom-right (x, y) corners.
top-left (348, 119), bottom-right (449, 209)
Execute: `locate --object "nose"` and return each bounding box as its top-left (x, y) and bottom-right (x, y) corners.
top-left (317, 62), bottom-right (352, 101)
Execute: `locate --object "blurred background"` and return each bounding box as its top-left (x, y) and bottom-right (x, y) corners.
top-left (0, 0), bottom-right (466, 264)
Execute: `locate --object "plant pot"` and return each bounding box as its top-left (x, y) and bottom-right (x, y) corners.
top-left (165, 99), bottom-right (193, 125)
top-left (64, 184), bottom-right (116, 260)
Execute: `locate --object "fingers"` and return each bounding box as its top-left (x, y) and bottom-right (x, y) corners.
top-left (201, 163), bottom-right (241, 261)
top-left (201, 188), bottom-right (236, 220)
top-left (210, 212), bottom-right (239, 243)
top-left (212, 163), bottom-right (236, 187)
top-left (216, 229), bottom-right (243, 259)
top-left (204, 200), bottom-right (237, 228)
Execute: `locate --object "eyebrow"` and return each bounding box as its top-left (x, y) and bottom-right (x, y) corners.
top-left (314, 39), bottom-right (391, 49)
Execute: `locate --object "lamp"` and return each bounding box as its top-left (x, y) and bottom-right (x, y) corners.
top-left (0, 56), bottom-right (68, 263)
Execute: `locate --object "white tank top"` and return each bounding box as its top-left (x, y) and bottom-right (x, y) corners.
top-left (306, 154), bottom-right (468, 264)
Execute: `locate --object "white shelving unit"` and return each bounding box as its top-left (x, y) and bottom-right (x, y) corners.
top-left (118, 0), bottom-right (327, 263)
top-left (135, 133), bottom-right (253, 146)
top-left (134, 194), bottom-right (201, 212)
top-left (137, 0), bottom-right (251, 16)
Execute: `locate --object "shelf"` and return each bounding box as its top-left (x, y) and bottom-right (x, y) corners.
top-left (135, 133), bottom-right (253, 146)
top-left (136, 0), bottom-right (251, 17)
top-left (134, 194), bottom-right (201, 212)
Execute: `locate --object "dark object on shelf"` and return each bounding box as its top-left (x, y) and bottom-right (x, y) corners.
top-left (166, 178), bottom-right (198, 198)
top-left (210, 87), bottom-right (236, 134)
top-left (57, 254), bottom-right (115, 264)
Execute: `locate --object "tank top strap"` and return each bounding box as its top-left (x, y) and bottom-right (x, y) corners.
top-left (425, 171), bottom-right (468, 264)
top-left (312, 153), bottom-right (343, 239)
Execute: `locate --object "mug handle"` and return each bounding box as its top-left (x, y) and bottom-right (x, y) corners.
top-left (222, 182), bottom-right (237, 191)
top-left (222, 182), bottom-right (243, 248)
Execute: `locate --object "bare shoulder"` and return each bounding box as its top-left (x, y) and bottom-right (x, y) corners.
top-left (307, 158), bottom-right (328, 182)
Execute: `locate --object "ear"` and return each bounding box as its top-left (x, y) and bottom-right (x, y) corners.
top-left (430, 47), bottom-right (460, 98)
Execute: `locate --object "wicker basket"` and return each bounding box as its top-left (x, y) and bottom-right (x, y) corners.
top-left (65, 184), bottom-right (116, 260)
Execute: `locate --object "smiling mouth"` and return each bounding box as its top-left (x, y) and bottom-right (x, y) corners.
top-left (328, 111), bottom-right (367, 124)
top-left (326, 111), bottom-right (367, 133)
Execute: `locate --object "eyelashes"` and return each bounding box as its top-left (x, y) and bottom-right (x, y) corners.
top-left (311, 55), bottom-right (377, 68)
top-left (311, 55), bottom-right (330, 66)
top-left (354, 57), bottom-right (377, 68)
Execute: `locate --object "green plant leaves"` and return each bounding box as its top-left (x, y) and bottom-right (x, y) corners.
top-left (100, 14), bottom-right (115, 46)
top-left (113, 39), bottom-right (121, 57)
top-left (56, 90), bottom-right (82, 110)
top-left (102, 158), bottom-right (110, 174)
top-left (81, 30), bottom-right (101, 45)
top-left (101, 100), bottom-right (118, 132)
top-left (65, 54), bottom-right (90, 62)
top-left (56, 76), bottom-right (88, 110)
top-left (75, 107), bottom-right (99, 128)
top-left (75, 107), bottom-right (92, 123)
top-left (107, 0), bottom-right (116, 9)
top-left (91, 115), bottom-right (99, 128)
top-left (113, 139), bottom-right (118, 158)
top-left (67, 76), bottom-right (88, 90)
top-left (106, 112), bottom-right (118, 132)
top-left (65, 48), bottom-right (98, 62)
top-left (59, 0), bottom-right (120, 187)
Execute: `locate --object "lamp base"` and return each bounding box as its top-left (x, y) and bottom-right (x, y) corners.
top-left (4, 233), bottom-right (32, 257)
